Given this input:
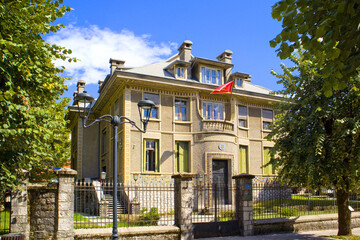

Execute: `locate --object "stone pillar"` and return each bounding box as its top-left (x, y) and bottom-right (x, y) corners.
top-left (99, 200), bottom-right (109, 217)
top-left (55, 168), bottom-right (77, 240)
top-left (172, 173), bottom-right (196, 240)
top-left (11, 182), bottom-right (29, 240)
top-left (233, 174), bottom-right (255, 236)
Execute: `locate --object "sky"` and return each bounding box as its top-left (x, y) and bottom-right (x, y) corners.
top-left (48, 0), bottom-right (286, 102)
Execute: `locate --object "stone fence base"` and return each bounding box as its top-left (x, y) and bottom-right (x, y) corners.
top-left (254, 212), bottom-right (360, 235)
top-left (74, 226), bottom-right (180, 240)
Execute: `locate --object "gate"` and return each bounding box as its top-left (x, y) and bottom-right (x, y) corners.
top-left (0, 191), bottom-right (11, 235)
top-left (193, 179), bottom-right (237, 238)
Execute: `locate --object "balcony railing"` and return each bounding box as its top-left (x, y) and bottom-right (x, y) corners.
top-left (202, 120), bottom-right (234, 132)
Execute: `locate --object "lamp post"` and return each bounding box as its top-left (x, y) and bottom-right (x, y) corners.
top-left (75, 91), bottom-right (155, 240)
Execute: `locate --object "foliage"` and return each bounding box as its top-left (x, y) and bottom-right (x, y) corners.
top-left (138, 207), bottom-right (160, 226)
top-left (218, 210), bottom-right (235, 221)
top-left (0, 0), bottom-right (74, 190)
top-left (267, 52), bottom-right (360, 235)
top-left (270, 0), bottom-right (360, 96)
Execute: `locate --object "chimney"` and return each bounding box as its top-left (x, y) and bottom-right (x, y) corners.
top-left (72, 90), bottom-right (78, 106)
top-left (178, 40), bottom-right (193, 62)
top-left (109, 58), bottom-right (125, 75)
top-left (77, 80), bottom-right (86, 93)
top-left (217, 50), bottom-right (233, 82)
top-left (217, 50), bottom-right (233, 64)
top-left (98, 80), bottom-right (104, 90)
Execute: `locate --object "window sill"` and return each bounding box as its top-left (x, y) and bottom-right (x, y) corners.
top-left (148, 118), bottom-right (161, 122)
top-left (175, 120), bottom-right (191, 124)
top-left (262, 129), bottom-right (272, 133)
top-left (238, 126), bottom-right (249, 130)
top-left (141, 171), bottom-right (161, 175)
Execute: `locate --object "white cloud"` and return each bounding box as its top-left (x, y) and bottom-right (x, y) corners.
top-left (47, 25), bottom-right (177, 85)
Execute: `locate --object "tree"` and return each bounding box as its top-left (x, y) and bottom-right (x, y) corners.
top-left (0, 0), bottom-right (73, 190)
top-left (270, 0), bottom-right (360, 96)
top-left (267, 53), bottom-right (360, 235)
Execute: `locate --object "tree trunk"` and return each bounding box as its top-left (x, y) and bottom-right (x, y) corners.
top-left (337, 188), bottom-right (351, 235)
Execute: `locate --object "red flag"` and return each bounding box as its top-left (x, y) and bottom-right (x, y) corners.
top-left (210, 81), bottom-right (234, 94)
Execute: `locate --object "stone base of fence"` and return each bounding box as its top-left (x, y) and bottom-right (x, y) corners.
top-left (254, 212), bottom-right (360, 235)
top-left (74, 226), bottom-right (180, 240)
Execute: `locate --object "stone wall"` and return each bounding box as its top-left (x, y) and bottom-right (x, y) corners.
top-left (28, 184), bottom-right (57, 240)
top-left (254, 212), bottom-right (360, 235)
top-left (74, 226), bottom-right (180, 240)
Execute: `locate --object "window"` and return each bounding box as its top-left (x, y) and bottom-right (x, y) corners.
top-left (239, 145), bottom-right (248, 174)
top-left (101, 130), bottom-right (107, 154)
top-left (263, 147), bottom-right (274, 175)
top-left (203, 102), bottom-right (224, 120)
top-left (144, 93), bottom-right (159, 119)
top-left (262, 109), bottom-right (273, 130)
top-left (175, 141), bottom-right (189, 172)
top-left (201, 67), bottom-right (221, 85)
top-left (177, 67), bottom-right (185, 78)
top-left (143, 139), bottom-right (159, 172)
top-left (238, 105), bottom-right (247, 128)
top-left (235, 78), bottom-right (244, 88)
top-left (175, 98), bottom-right (188, 121)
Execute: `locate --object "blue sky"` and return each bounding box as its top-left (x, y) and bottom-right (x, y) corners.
top-left (50, 0), bottom-right (285, 101)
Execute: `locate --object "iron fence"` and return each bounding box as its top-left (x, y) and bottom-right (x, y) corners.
top-left (0, 191), bottom-right (11, 235)
top-left (74, 180), bottom-right (174, 229)
top-left (252, 182), bottom-right (343, 219)
top-left (192, 180), bottom-right (236, 223)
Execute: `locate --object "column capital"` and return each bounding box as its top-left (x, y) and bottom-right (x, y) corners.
top-left (232, 173), bottom-right (255, 180)
top-left (55, 168), bottom-right (77, 177)
top-left (172, 173), bottom-right (196, 180)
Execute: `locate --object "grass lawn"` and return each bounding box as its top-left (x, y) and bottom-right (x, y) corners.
top-left (252, 194), bottom-right (360, 219)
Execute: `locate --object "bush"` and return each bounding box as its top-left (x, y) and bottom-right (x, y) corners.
top-left (219, 210), bottom-right (235, 220)
top-left (138, 207), bottom-right (160, 226)
top-left (277, 207), bottom-right (298, 216)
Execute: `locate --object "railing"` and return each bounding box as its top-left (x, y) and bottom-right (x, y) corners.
top-left (252, 182), bottom-right (345, 219)
top-left (74, 181), bottom-right (174, 229)
top-left (202, 120), bottom-right (234, 132)
top-left (193, 181), bottom-right (236, 223)
top-left (0, 191), bottom-right (11, 235)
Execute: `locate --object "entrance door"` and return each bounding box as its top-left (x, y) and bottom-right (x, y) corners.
top-left (212, 160), bottom-right (229, 204)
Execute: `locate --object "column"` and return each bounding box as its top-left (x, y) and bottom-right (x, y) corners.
top-left (172, 173), bottom-right (196, 240)
top-left (233, 174), bottom-right (255, 236)
top-left (10, 181), bottom-right (29, 240)
top-left (55, 168), bottom-right (77, 240)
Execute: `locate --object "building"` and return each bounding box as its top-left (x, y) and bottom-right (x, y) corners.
top-left (67, 40), bottom-right (283, 186)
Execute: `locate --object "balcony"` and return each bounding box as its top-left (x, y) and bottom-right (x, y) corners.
top-left (201, 120), bottom-right (234, 132)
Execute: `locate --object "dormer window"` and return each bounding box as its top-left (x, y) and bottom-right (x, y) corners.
top-left (201, 67), bottom-right (221, 85)
top-left (177, 67), bottom-right (185, 78)
top-left (235, 78), bottom-right (244, 88)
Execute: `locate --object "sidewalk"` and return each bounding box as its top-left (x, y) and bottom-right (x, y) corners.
top-left (200, 228), bottom-right (360, 239)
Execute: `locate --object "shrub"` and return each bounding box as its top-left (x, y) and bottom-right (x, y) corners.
top-left (277, 207), bottom-right (298, 216)
top-left (138, 207), bottom-right (160, 226)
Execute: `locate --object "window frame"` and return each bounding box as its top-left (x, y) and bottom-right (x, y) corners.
top-left (176, 67), bottom-right (185, 78)
top-left (175, 98), bottom-right (189, 121)
top-left (143, 93), bottom-right (160, 119)
top-left (143, 139), bottom-right (159, 172)
top-left (235, 78), bottom-right (244, 88)
top-left (262, 109), bottom-right (273, 130)
top-left (202, 101), bottom-right (224, 120)
top-left (238, 105), bottom-right (248, 128)
top-left (201, 66), bottom-right (222, 86)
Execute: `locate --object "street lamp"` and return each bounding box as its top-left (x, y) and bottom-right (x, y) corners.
top-left (74, 91), bottom-right (155, 240)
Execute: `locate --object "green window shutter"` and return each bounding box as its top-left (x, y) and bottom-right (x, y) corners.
top-left (239, 145), bottom-right (248, 174)
top-left (155, 140), bottom-right (159, 172)
top-left (263, 147), bottom-right (272, 175)
top-left (143, 139), bottom-right (146, 171)
top-left (180, 142), bottom-right (189, 172)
